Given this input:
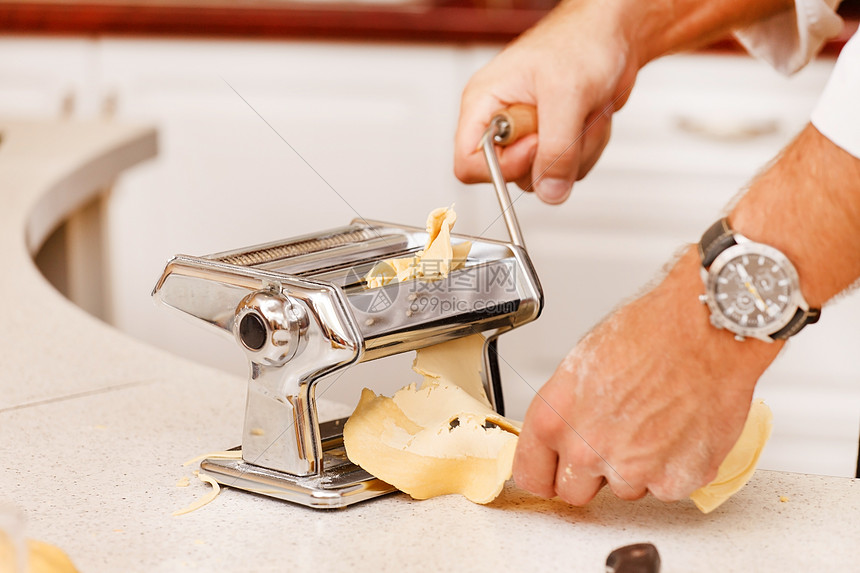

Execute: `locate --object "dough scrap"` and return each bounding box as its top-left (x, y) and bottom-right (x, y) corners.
top-left (27, 541), bottom-right (79, 573)
top-left (0, 537), bottom-right (78, 573)
top-left (172, 472), bottom-right (222, 516)
top-left (181, 449), bottom-right (242, 467)
top-left (344, 334), bottom-right (521, 504)
top-left (365, 205), bottom-right (471, 288)
top-left (690, 399), bottom-right (773, 513)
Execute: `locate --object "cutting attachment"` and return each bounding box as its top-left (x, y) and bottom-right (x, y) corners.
top-left (152, 107), bottom-right (542, 508)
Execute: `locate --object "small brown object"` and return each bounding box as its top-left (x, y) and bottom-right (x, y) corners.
top-left (491, 104), bottom-right (538, 146)
top-left (606, 543), bottom-right (661, 573)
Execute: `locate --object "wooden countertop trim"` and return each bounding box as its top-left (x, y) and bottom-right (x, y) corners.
top-left (0, 1), bottom-right (854, 49)
top-left (0, 2), bottom-right (547, 43)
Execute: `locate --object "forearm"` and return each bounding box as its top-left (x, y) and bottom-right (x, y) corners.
top-left (532, 0), bottom-right (798, 82)
top-left (621, 0), bottom-right (796, 66)
top-left (730, 124), bottom-right (860, 307)
top-left (646, 124), bottom-right (860, 397)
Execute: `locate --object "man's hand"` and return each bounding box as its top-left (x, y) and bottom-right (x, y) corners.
top-left (453, 0), bottom-right (797, 205)
top-left (454, 0), bottom-right (639, 204)
top-left (513, 124), bottom-right (860, 504)
top-left (513, 249), bottom-right (782, 503)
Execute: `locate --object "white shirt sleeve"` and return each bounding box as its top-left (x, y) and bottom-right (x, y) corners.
top-left (733, 0), bottom-right (844, 75)
top-left (811, 32), bottom-right (860, 158)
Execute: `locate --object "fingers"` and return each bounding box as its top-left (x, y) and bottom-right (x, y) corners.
top-left (576, 112), bottom-right (612, 179)
top-left (512, 424), bottom-right (558, 498)
top-left (453, 91), bottom-right (539, 186)
top-left (516, 113), bottom-right (612, 195)
top-left (554, 458), bottom-right (606, 507)
top-left (497, 134), bottom-right (539, 185)
top-left (528, 94), bottom-right (617, 203)
top-left (454, 71), bottom-right (615, 202)
top-left (606, 471), bottom-right (648, 501)
top-left (517, 423), bottom-right (634, 506)
top-left (453, 93), bottom-right (496, 184)
top-left (648, 458), bottom-right (720, 503)
top-left (531, 93), bottom-right (585, 204)
top-left (453, 78), bottom-right (499, 183)
top-left (515, 384), bottom-right (617, 506)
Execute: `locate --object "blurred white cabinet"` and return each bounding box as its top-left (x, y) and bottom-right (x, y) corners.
top-left (2, 37), bottom-right (856, 477)
top-left (0, 38), bottom-right (97, 118)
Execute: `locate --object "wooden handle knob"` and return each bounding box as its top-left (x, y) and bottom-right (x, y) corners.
top-left (492, 104), bottom-right (538, 146)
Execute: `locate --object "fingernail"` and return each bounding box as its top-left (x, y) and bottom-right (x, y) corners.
top-left (536, 178), bottom-right (572, 204)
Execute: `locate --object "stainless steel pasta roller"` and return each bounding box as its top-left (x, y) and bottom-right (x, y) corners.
top-left (152, 105), bottom-right (543, 508)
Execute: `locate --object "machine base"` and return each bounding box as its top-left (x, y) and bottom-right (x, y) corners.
top-left (199, 418), bottom-right (398, 509)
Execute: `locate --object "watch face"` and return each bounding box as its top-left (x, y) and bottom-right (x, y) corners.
top-left (706, 243), bottom-right (800, 338)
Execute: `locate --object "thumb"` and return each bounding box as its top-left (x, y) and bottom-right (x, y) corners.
top-left (531, 98), bottom-right (586, 205)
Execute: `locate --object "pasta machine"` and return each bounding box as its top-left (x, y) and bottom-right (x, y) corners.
top-left (152, 106), bottom-right (543, 508)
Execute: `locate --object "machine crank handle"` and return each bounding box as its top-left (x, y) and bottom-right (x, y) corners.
top-left (478, 104), bottom-right (538, 249)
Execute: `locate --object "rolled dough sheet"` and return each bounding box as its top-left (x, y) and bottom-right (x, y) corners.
top-left (365, 205), bottom-right (471, 288)
top-left (343, 334), bottom-right (521, 504)
top-left (690, 398), bottom-right (773, 513)
top-left (410, 333), bottom-right (490, 406)
top-left (351, 205), bottom-right (522, 504)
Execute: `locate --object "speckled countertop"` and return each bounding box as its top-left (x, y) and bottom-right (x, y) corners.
top-left (0, 120), bottom-right (857, 572)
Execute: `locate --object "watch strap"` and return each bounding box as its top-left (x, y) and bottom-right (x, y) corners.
top-left (698, 218), bottom-right (736, 268)
top-left (771, 306), bottom-right (821, 340)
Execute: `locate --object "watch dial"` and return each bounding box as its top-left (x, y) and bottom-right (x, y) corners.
top-left (714, 254), bottom-right (793, 329)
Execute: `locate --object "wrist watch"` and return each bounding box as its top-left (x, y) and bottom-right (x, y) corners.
top-left (697, 218), bottom-right (820, 342)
